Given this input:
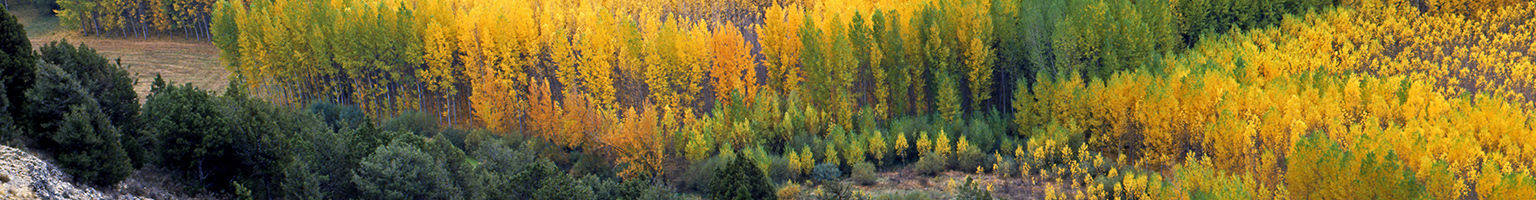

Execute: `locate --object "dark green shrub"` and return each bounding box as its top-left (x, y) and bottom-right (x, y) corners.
top-left (954, 176), bottom-right (994, 200)
top-left (767, 155), bottom-right (798, 181)
top-left (912, 151), bottom-right (949, 175)
top-left (711, 154), bottom-right (776, 200)
top-left (382, 111), bottom-right (440, 136)
top-left (812, 163), bottom-right (842, 182)
top-left (352, 139), bottom-right (459, 200)
top-left (851, 162), bottom-right (876, 185)
top-left (0, 79), bottom-right (16, 147)
top-left (53, 103), bottom-right (133, 186)
top-left (306, 100), bottom-right (367, 131)
top-left (533, 173), bottom-right (596, 200)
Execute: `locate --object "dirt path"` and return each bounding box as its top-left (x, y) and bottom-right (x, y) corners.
top-left (10, 5), bottom-right (227, 102)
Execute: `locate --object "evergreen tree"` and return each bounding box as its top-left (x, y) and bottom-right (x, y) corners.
top-left (38, 40), bottom-right (138, 145)
top-left (710, 153), bottom-right (775, 200)
top-left (0, 8), bottom-right (33, 132)
top-left (53, 102), bottom-right (134, 186)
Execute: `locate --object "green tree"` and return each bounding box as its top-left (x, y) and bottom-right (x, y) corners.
top-left (139, 76), bottom-right (227, 171)
top-left (38, 40), bottom-right (138, 136)
top-left (711, 152), bottom-right (775, 200)
top-left (26, 63), bottom-right (134, 186)
top-left (53, 102), bottom-right (134, 186)
top-left (0, 8), bottom-right (33, 129)
top-left (352, 138), bottom-right (459, 200)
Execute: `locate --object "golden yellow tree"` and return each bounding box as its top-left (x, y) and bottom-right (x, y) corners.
top-left (757, 2), bottom-right (805, 95)
top-left (527, 78), bottom-right (562, 140)
top-left (577, 6), bottom-right (618, 108)
top-left (604, 104), bottom-right (668, 179)
top-left (710, 20), bottom-right (759, 105)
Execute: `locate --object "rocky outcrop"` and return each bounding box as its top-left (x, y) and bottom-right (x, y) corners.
top-left (0, 145), bottom-right (146, 200)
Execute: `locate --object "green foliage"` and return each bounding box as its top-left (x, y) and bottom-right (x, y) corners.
top-left (1053, 0), bottom-right (1180, 79)
top-left (532, 173), bottom-right (596, 200)
top-left (812, 163), bottom-right (842, 182)
top-left (1286, 133), bottom-right (1425, 199)
top-left (382, 111), bottom-right (442, 136)
top-left (139, 79), bottom-right (224, 170)
top-left (954, 176), bottom-right (994, 200)
top-left (352, 139), bottom-right (459, 200)
top-left (711, 153), bottom-right (776, 200)
top-left (53, 102), bottom-right (134, 186)
top-left (0, 8), bottom-right (32, 129)
top-left (913, 151), bottom-right (950, 175)
top-left (24, 63), bottom-right (95, 141)
top-left (37, 40), bottom-right (137, 130)
top-left (1175, 0), bottom-right (1335, 47)
top-left (851, 162), bottom-right (876, 185)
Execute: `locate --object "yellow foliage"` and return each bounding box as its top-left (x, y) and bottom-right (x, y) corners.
top-left (710, 21), bottom-right (759, 105)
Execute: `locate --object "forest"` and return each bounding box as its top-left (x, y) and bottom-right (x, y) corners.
top-left (3, 0), bottom-right (1536, 199)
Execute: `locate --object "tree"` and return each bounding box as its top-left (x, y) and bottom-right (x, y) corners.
top-left (710, 21), bottom-right (758, 105)
top-left (710, 153), bottom-right (776, 200)
top-left (528, 78), bottom-right (562, 139)
top-left (352, 139), bottom-right (459, 200)
top-left (25, 64), bottom-right (98, 140)
top-left (139, 77), bottom-right (228, 171)
top-left (756, 2), bottom-right (803, 95)
top-left (0, 7), bottom-right (33, 127)
top-left (604, 104), bottom-right (668, 179)
top-left (38, 40), bottom-right (138, 133)
top-left (577, 7), bottom-right (619, 108)
top-left (25, 63), bottom-right (134, 186)
top-left (53, 101), bottom-right (134, 186)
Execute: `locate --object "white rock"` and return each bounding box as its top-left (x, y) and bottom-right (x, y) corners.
top-left (0, 145), bottom-right (148, 200)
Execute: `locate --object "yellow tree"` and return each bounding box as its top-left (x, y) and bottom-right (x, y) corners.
top-left (528, 78), bottom-right (562, 140)
top-left (710, 20), bottom-right (758, 105)
top-left (756, 2), bottom-right (805, 95)
top-left (645, 16), bottom-right (706, 111)
top-left (604, 104), bottom-right (668, 179)
top-left (577, 6), bottom-right (618, 108)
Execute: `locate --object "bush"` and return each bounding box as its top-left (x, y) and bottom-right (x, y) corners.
top-left (811, 163), bottom-right (842, 182)
top-left (53, 103), bottom-right (133, 186)
top-left (352, 139), bottom-right (459, 200)
top-left (913, 151), bottom-right (949, 175)
top-left (955, 136), bottom-right (987, 172)
top-left (678, 155), bottom-right (728, 192)
top-left (711, 154), bottom-right (776, 200)
top-left (776, 181), bottom-right (804, 200)
top-left (306, 100), bottom-right (368, 131)
top-left (767, 155), bottom-right (798, 181)
top-left (851, 162), bottom-right (876, 185)
top-left (0, 81), bottom-right (16, 147)
top-left (814, 181), bottom-right (862, 200)
top-left (954, 176), bottom-right (994, 200)
top-left (532, 173), bottom-right (595, 200)
top-left (382, 111), bottom-right (440, 136)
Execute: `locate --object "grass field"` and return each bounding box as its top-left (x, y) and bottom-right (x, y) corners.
top-left (8, 4), bottom-right (227, 102)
